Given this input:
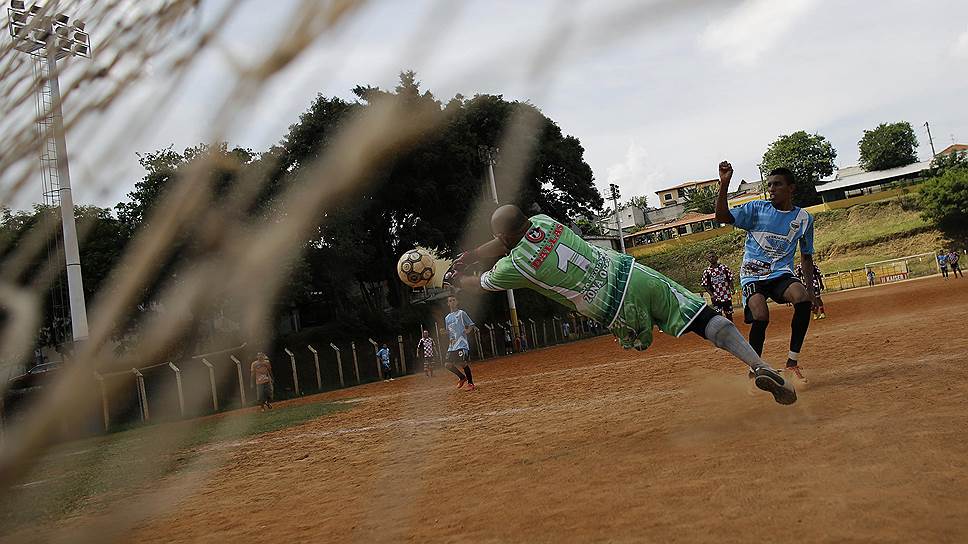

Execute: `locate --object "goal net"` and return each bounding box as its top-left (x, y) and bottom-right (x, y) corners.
top-left (864, 253), bottom-right (939, 285)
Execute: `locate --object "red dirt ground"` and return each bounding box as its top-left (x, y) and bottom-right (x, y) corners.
top-left (21, 278), bottom-right (968, 542)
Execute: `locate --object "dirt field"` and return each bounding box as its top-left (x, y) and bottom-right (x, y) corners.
top-left (13, 277), bottom-right (968, 543)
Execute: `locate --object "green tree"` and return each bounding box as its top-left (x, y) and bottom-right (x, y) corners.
top-left (858, 121), bottom-right (919, 171)
top-left (760, 131), bottom-right (837, 207)
top-left (918, 167), bottom-right (968, 228)
top-left (927, 150), bottom-right (968, 177)
top-left (628, 195), bottom-right (649, 210)
top-left (682, 186), bottom-right (716, 214)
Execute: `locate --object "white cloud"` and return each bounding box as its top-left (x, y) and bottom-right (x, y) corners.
top-left (698, 0), bottom-right (816, 67)
top-left (606, 139), bottom-right (666, 204)
top-left (954, 25), bottom-right (968, 59)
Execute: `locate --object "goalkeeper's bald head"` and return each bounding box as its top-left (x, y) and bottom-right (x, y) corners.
top-left (491, 204), bottom-right (530, 247)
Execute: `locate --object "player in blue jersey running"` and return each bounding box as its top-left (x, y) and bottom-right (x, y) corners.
top-left (715, 161), bottom-right (817, 382)
top-left (444, 294), bottom-right (477, 391)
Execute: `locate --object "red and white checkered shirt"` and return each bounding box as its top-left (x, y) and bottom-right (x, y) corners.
top-left (701, 263), bottom-right (734, 302)
top-left (794, 263), bottom-right (824, 293)
top-left (417, 337), bottom-right (435, 358)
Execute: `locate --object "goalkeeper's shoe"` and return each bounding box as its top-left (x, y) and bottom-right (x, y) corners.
top-left (753, 368), bottom-right (797, 405)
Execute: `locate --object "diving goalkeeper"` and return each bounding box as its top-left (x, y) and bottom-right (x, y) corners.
top-left (444, 204), bottom-right (797, 405)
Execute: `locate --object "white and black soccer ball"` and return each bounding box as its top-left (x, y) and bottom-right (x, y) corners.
top-left (397, 248), bottom-right (435, 288)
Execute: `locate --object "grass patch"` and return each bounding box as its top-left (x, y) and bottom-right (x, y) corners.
top-left (0, 400), bottom-right (348, 535)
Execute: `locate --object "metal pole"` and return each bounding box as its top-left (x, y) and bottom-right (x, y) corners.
top-left (542, 320), bottom-right (548, 347)
top-left (397, 335), bottom-right (406, 375)
top-left (553, 316), bottom-right (561, 343)
top-left (528, 318), bottom-right (537, 350)
top-left (201, 358), bottom-right (218, 411)
top-left (94, 372), bottom-right (109, 430)
top-left (485, 323), bottom-right (497, 358)
top-left (351, 341), bottom-right (360, 384)
top-left (475, 328), bottom-right (483, 360)
top-left (230, 355), bottom-right (246, 406)
top-left (284, 348), bottom-right (300, 395)
top-left (132, 369), bottom-right (149, 422)
top-left (330, 343), bottom-right (345, 388)
top-left (611, 184), bottom-right (626, 254)
top-left (168, 362), bottom-right (185, 418)
top-left (46, 47), bottom-right (89, 341)
top-left (308, 345), bottom-right (322, 390)
top-left (485, 156), bottom-right (521, 340)
top-left (925, 121), bottom-right (937, 157)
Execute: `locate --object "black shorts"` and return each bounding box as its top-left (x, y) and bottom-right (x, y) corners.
top-left (742, 274), bottom-right (804, 323)
top-left (446, 349), bottom-right (469, 364)
top-left (711, 300), bottom-right (734, 315)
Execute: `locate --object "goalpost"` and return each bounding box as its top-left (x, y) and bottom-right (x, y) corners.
top-left (863, 252), bottom-right (940, 285)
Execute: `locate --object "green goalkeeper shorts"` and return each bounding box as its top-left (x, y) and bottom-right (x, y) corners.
top-left (609, 263), bottom-right (707, 351)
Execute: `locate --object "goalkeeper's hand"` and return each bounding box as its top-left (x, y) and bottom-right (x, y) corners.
top-left (443, 249), bottom-right (478, 286)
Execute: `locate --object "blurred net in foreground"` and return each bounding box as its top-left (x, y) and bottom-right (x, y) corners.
top-left (0, 0), bottom-right (729, 541)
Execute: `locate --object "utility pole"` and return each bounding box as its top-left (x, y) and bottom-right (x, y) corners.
top-left (609, 183), bottom-right (626, 253)
top-left (479, 145), bottom-right (520, 340)
top-left (8, 1), bottom-right (93, 343)
top-left (925, 121), bottom-right (937, 158)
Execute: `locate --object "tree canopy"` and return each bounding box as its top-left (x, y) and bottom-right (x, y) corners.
top-left (858, 121), bottom-right (919, 171)
top-left (760, 131), bottom-right (837, 207)
top-left (6, 71), bottom-right (603, 354)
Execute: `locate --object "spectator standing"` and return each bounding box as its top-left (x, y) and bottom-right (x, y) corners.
top-left (938, 252), bottom-right (949, 279)
top-left (867, 269), bottom-right (876, 287)
top-left (795, 262), bottom-right (826, 319)
top-left (416, 330), bottom-right (436, 377)
top-left (701, 252), bottom-right (736, 322)
top-left (250, 352), bottom-right (274, 411)
top-left (377, 343), bottom-right (393, 381)
top-left (947, 249), bottom-right (963, 279)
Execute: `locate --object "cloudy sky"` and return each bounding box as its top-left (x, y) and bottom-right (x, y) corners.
top-left (59, 0), bottom-right (968, 210)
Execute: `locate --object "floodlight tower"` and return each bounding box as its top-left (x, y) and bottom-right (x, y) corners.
top-left (478, 145), bottom-right (520, 340)
top-left (7, 0), bottom-right (92, 342)
top-left (609, 183), bottom-right (626, 253)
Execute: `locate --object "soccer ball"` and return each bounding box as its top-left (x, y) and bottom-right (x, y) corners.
top-left (397, 248), bottom-right (436, 288)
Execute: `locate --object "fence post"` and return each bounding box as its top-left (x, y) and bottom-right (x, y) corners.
top-left (528, 318), bottom-right (537, 350)
top-left (132, 368), bottom-right (149, 421)
top-left (496, 323), bottom-right (506, 355)
top-left (284, 348), bottom-right (300, 396)
top-left (201, 358), bottom-right (218, 411)
top-left (368, 338), bottom-right (382, 380)
top-left (329, 343), bottom-right (345, 387)
top-left (230, 355), bottom-right (247, 406)
top-left (351, 341), bottom-right (361, 384)
top-left (168, 362), bottom-right (185, 417)
top-left (484, 324), bottom-right (496, 358)
top-left (475, 328), bottom-right (483, 360)
top-left (542, 320), bottom-right (548, 347)
top-left (553, 316), bottom-right (561, 343)
top-left (307, 345), bottom-right (322, 391)
top-left (397, 335), bottom-right (406, 375)
top-left (94, 371), bottom-right (109, 431)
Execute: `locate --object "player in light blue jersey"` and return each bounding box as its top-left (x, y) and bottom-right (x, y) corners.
top-left (716, 162), bottom-right (818, 382)
top-left (444, 294), bottom-right (477, 391)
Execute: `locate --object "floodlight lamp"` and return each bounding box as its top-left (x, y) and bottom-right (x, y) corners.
top-left (28, 3), bottom-right (41, 14)
top-left (71, 20), bottom-right (84, 30)
top-left (71, 42), bottom-right (87, 55)
top-left (54, 24), bottom-right (68, 36)
top-left (11, 11), bottom-right (27, 23)
top-left (72, 30), bottom-right (87, 43)
top-left (53, 12), bottom-right (67, 23)
top-left (31, 28), bottom-right (49, 41)
top-left (10, 0), bottom-right (25, 10)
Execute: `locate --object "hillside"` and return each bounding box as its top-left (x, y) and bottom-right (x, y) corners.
top-left (636, 198), bottom-right (958, 292)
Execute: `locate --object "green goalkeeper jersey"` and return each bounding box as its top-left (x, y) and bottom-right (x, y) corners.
top-left (480, 214), bottom-right (633, 327)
